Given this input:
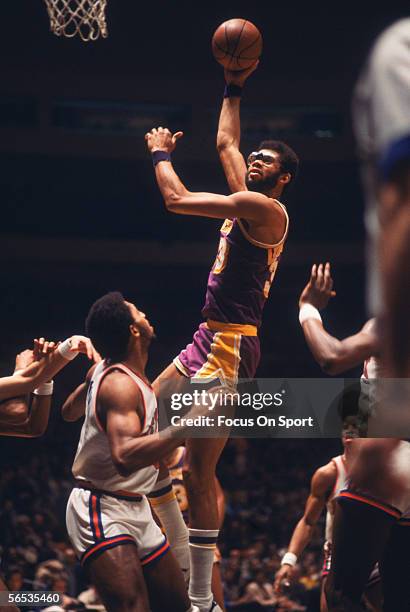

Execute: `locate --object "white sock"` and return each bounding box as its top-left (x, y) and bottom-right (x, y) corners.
top-left (188, 528), bottom-right (219, 611)
top-left (148, 476), bottom-right (190, 582)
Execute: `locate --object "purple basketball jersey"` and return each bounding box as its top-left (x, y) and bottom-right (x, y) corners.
top-left (202, 207), bottom-right (289, 327)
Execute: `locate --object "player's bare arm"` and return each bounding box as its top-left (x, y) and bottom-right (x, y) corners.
top-left (62, 363), bottom-right (98, 422)
top-left (274, 461), bottom-right (337, 593)
top-left (216, 63), bottom-right (259, 193)
top-left (0, 335), bottom-right (96, 402)
top-left (299, 263), bottom-right (378, 375)
top-left (0, 341), bottom-right (56, 437)
top-left (146, 127), bottom-right (286, 241)
top-left (101, 371), bottom-right (199, 475)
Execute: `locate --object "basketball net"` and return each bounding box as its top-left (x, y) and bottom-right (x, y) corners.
top-left (43, 0), bottom-right (108, 42)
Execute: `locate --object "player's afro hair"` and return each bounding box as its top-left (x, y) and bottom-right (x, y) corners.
top-left (258, 140), bottom-right (299, 184)
top-left (85, 291), bottom-right (133, 362)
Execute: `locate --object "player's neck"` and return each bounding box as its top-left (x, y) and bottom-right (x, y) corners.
top-left (122, 348), bottom-right (150, 385)
top-left (266, 185), bottom-right (282, 201)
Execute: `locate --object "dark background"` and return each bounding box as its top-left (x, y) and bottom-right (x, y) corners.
top-left (0, 2), bottom-right (407, 448)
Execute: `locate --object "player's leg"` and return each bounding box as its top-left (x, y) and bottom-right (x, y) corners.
top-left (362, 570), bottom-right (383, 612)
top-left (148, 461), bottom-right (190, 582)
top-left (87, 543), bottom-right (150, 612)
top-left (211, 560), bottom-right (225, 611)
top-left (0, 576), bottom-right (19, 612)
top-left (320, 575), bottom-right (328, 612)
top-left (143, 548), bottom-right (194, 612)
top-left (379, 522), bottom-right (410, 612)
top-left (324, 496), bottom-right (397, 611)
top-left (184, 435), bottom-right (228, 611)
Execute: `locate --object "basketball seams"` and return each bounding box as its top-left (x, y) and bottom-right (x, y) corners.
top-left (212, 19), bottom-right (262, 70)
top-left (213, 39), bottom-right (230, 59)
top-left (225, 19), bottom-right (248, 68)
top-left (237, 33), bottom-right (262, 58)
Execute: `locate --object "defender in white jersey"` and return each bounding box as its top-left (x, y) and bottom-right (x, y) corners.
top-left (274, 420), bottom-right (382, 612)
top-left (298, 263), bottom-right (410, 611)
top-left (63, 292), bottom-right (198, 612)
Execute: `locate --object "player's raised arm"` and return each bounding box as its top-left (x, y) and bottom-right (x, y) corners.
top-left (146, 127), bottom-right (286, 234)
top-left (299, 263), bottom-right (378, 374)
top-left (0, 335), bottom-right (97, 403)
top-left (62, 363), bottom-right (99, 422)
top-left (274, 462), bottom-right (336, 593)
top-left (216, 64), bottom-right (259, 193)
top-left (0, 341), bottom-right (55, 437)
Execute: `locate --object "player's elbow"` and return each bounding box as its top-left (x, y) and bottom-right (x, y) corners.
top-left (321, 354), bottom-right (344, 376)
top-left (164, 193), bottom-right (183, 213)
top-left (1, 399), bottom-right (29, 424)
top-left (113, 455), bottom-right (133, 477)
top-left (61, 402), bottom-right (81, 422)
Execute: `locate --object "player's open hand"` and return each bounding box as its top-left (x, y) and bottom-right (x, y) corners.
top-left (224, 60), bottom-right (259, 86)
top-left (299, 262), bottom-right (336, 310)
top-left (69, 335), bottom-right (101, 362)
top-left (145, 127), bottom-right (183, 154)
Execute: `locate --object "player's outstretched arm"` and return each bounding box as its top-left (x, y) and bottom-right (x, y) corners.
top-left (0, 341), bottom-right (56, 437)
top-left (274, 462), bottom-right (336, 593)
top-left (299, 263), bottom-right (378, 375)
top-left (0, 335), bottom-right (97, 403)
top-left (216, 63), bottom-right (258, 193)
top-left (146, 127), bottom-right (285, 231)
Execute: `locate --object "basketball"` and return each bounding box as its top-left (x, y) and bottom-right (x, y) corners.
top-left (212, 19), bottom-right (262, 71)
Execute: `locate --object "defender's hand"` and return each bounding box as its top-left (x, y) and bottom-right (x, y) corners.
top-left (69, 336), bottom-right (101, 362)
top-left (224, 60), bottom-right (259, 86)
top-left (33, 338), bottom-right (58, 361)
top-left (145, 127), bottom-right (184, 153)
top-left (274, 564), bottom-right (294, 594)
top-left (299, 262), bottom-right (336, 310)
top-left (15, 349), bottom-right (36, 371)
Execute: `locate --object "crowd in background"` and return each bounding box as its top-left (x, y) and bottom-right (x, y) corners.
top-left (0, 436), bottom-right (339, 611)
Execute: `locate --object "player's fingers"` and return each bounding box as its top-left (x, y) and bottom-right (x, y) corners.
top-left (324, 262), bottom-right (332, 291)
top-left (316, 263), bottom-right (324, 288)
top-left (331, 291), bottom-right (337, 297)
top-left (173, 131), bottom-right (184, 142)
top-left (310, 263), bottom-right (317, 281)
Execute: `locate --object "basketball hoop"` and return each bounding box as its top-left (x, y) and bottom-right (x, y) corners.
top-left (43, 0), bottom-right (108, 42)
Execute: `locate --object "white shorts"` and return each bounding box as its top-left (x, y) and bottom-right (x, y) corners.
top-left (66, 487), bottom-right (169, 566)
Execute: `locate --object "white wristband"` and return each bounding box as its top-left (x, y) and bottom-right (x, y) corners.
top-left (299, 303), bottom-right (322, 325)
top-left (281, 552), bottom-right (298, 567)
top-left (58, 338), bottom-right (78, 361)
top-left (13, 369), bottom-right (24, 376)
top-left (33, 381), bottom-right (54, 396)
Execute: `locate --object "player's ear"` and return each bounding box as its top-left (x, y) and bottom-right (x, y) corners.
top-left (129, 323), bottom-right (140, 338)
top-left (280, 172), bottom-right (291, 185)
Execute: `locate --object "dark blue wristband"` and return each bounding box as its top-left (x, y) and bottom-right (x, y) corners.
top-left (224, 84), bottom-right (243, 98)
top-left (379, 134), bottom-right (410, 180)
top-left (152, 150), bottom-right (171, 166)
